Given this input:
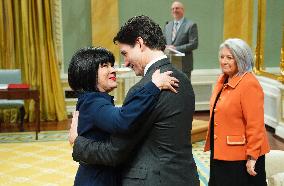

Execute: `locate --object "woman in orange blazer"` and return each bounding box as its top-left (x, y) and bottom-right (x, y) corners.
top-left (204, 38), bottom-right (270, 186)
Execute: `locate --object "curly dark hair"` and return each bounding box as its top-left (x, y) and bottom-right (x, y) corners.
top-left (68, 47), bottom-right (115, 92)
top-left (113, 15), bottom-right (166, 51)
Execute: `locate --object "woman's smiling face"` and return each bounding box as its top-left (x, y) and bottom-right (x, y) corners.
top-left (97, 62), bottom-right (117, 93)
top-left (219, 47), bottom-right (238, 78)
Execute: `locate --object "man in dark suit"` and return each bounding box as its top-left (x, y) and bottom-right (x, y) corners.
top-left (164, 1), bottom-right (198, 79)
top-left (69, 15), bottom-right (199, 186)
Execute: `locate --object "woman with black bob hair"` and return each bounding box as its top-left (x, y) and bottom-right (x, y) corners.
top-left (68, 46), bottom-right (115, 92)
top-left (68, 46), bottom-right (178, 186)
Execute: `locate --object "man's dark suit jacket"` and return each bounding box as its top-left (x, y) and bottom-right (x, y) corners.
top-left (164, 18), bottom-right (198, 78)
top-left (72, 58), bottom-right (199, 186)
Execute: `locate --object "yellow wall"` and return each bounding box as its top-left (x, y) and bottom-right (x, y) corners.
top-left (223, 0), bottom-right (253, 46)
top-left (91, 0), bottom-right (119, 63)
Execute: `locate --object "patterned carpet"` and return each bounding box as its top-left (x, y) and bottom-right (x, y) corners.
top-left (193, 141), bottom-right (210, 186)
top-left (0, 140), bottom-right (78, 186)
top-left (0, 131), bottom-right (209, 186)
top-left (0, 131), bottom-right (68, 143)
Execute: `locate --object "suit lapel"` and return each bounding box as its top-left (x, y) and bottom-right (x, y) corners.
top-left (172, 19), bottom-right (186, 44)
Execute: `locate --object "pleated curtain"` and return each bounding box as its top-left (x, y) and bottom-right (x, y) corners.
top-left (0, 0), bottom-right (67, 122)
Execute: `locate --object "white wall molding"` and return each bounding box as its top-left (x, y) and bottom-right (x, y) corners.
top-left (257, 76), bottom-right (284, 139)
top-left (191, 69), bottom-right (220, 110)
top-left (264, 67), bottom-right (281, 74)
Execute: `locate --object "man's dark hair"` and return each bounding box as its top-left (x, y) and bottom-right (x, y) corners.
top-left (68, 47), bottom-right (115, 92)
top-left (113, 15), bottom-right (166, 51)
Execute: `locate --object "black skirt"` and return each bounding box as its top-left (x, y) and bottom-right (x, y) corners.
top-left (209, 155), bottom-right (267, 186)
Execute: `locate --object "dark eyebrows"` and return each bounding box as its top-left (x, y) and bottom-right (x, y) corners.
top-left (121, 51), bottom-right (126, 56)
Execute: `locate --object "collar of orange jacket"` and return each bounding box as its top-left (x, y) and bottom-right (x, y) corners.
top-left (218, 72), bottom-right (249, 89)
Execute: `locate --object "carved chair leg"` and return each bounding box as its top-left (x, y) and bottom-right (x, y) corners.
top-left (19, 106), bottom-right (25, 132)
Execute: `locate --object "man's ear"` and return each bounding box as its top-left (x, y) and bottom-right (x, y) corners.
top-left (136, 37), bottom-right (146, 51)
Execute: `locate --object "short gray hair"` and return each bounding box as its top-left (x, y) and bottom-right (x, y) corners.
top-left (219, 38), bottom-right (253, 75)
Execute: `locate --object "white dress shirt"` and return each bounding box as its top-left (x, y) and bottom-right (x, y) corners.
top-left (144, 55), bottom-right (167, 76)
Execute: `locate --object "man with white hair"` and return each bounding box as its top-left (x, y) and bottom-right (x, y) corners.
top-left (164, 1), bottom-right (198, 79)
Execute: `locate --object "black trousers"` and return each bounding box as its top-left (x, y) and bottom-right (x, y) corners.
top-left (209, 155), bottom-right (267, 186)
